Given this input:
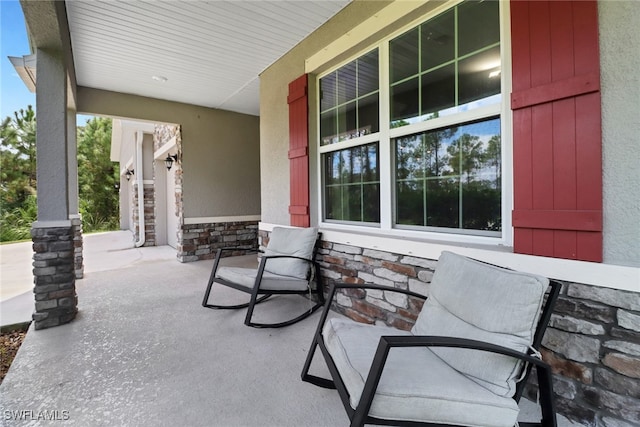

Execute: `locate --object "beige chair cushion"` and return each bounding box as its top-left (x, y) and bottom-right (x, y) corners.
top-left (412, 251), bottom-right (549, 397)
top-left (215, 267), bottom-right (309, 291)
top-left (323, 318), bottom-right (520, 426)
top-left (263, 227), bottom-right (318, 279)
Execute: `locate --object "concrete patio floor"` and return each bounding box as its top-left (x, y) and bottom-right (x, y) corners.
top-left (0, 231), bottom-right (579, 426)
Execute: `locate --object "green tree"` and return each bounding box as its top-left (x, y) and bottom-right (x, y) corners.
top-left (0, 106), bottom-right (37, 212)
top-left (446, 133), bottom-right (484, 183)
top-left (423, 127), bottom-right (457, 177)
top-left (0, 106), bottom-right (37, 241)
top-left (77, 117), bottom-right (118, 232)
top-left (483, 135), bottom-right (501, 189)
top-left (0, 111), bottom-right (119, 241)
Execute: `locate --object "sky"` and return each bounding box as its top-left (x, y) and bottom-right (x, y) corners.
top-left (0, 0), bottom-right (35, 120)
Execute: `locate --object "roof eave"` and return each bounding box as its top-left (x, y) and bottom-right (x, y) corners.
top-left (9, 55), bottom-right (37, 93)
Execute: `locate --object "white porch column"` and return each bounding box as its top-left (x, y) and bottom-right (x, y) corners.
top-left (31, 48), bottom-right (78, 329)
top-left (35, 49), bottom-right (69, 221)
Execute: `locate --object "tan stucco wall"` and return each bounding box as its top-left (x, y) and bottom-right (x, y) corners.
top-left (78, 87), bottom-right (260, 218)
top-left (261, 0), bottom-right (640, 268)
top-left (599, 1), bottom-right (640, 267)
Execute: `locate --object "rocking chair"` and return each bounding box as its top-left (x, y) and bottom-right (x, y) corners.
top-left (202, 226), bottom-right (323, 328)
top-left (302, 251), bottom-right (561, 427)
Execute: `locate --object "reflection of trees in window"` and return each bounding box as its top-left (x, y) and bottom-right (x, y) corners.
top-left (325, 143), bottom-right (380, 223)
top-left (446, 133), bottom-right (484, 183)
top-left (395, 118), bottom-right (501, 232)
top-left (484, 135), bottom-right (501, 189)
top-left (396, 126), bottom-right (457, 181)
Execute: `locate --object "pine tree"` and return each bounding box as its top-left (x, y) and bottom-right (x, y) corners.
top-left (0, 106), bottom-right (37, 212)
top-left (77, 117), bottom-right (118, 232)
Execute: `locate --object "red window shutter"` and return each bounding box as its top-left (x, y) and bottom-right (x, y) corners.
top-left (288, 74), bottom-right (310, 227)
top-left (510, 0), bottom-right (602, 262)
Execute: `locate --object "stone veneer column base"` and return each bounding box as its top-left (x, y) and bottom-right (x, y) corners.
top-left (31, 223), bottom-right (78, 330)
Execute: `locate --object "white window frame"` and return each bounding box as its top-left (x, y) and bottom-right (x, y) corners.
top-left (315, 0), bottom-right (513, 248)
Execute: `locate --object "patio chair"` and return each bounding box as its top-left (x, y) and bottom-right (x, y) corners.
top-left (301, 251), bottom-right (561, 427)
top-left (201, 226), bottom-right (324, 328)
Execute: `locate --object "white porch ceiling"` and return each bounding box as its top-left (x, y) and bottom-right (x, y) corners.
top-left (65, 0), bottom-right (351, 116)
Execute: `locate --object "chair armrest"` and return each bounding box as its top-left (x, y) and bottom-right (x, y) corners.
top-left (379, 335), bottom-right (546, 366)
top-left (302, 283), bottom-right (429, 392)
top-left (210, 246), bottom-right (260, 278)
top-left (316, 283), bottom-right (428, 344)
top-left (216, 246), bottom-right (261, 255)
top-left (329, 282), bottom-right (428, 301)
top-left (355, 335), bottom-right (556, 427)
top-left (260, 254), bottom-right (314, 263)
top-left (213, 246), bottom-right (261, 266)
top-left (253, 254), bottom-right (320, 291)
top-left (308, 283), bottom-right (429, 376)
top-left (314, 283), bottom-right (427, 344)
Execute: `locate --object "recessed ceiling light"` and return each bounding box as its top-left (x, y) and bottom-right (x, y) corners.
top-left (152, 75), bottom-right (168, 83)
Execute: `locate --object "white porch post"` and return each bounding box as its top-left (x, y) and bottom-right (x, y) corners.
top-left (31, 48), bottom-right (78, 329)
top-left (35, 49), bottom-right (69, 221)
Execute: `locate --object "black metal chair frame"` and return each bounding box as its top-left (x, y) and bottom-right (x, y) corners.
top-left (202, 238), bottom-right (324, 328)
top-left (301, 279), bottom-right (561, 427)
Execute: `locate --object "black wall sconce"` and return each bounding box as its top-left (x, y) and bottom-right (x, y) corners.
top-left (165, 153), bottom-right (178, 171)
top-left (125, 169), bottom-right (134, 181)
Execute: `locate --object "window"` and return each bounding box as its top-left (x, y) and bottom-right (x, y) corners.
top-left (324, 143), bottom-right (380, 223)
top-left (319, 0), bottom-right (502, 237)
top-left (320, 50), bottom-right (379, 145)
top-left (321, 49), bottom-right (381, 224)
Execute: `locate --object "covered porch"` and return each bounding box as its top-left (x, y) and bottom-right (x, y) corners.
top-left (7, 0), bottom-right (639, 424)
top-left (0, 231), bottom-right (575, 426)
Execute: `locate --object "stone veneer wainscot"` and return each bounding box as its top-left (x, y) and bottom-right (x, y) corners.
top-left (177, 221), bottom-right (258, 262)
top-left (131, 183), bottom-right (156, 247)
